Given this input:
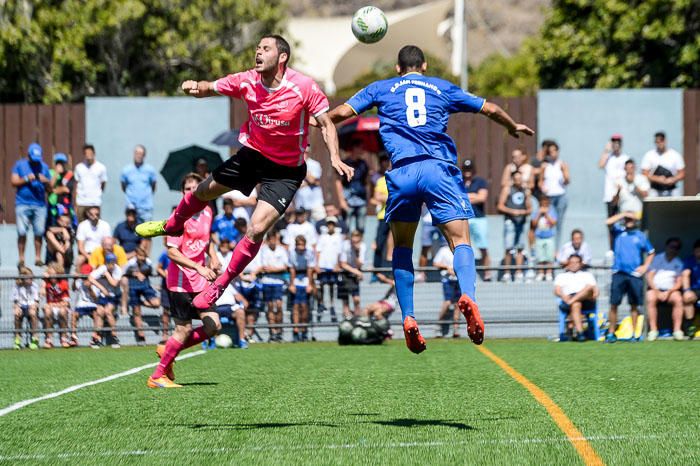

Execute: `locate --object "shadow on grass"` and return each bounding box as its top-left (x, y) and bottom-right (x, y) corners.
top-left (182, 421), bottom-right (339, 430)
top-left (178, 382), bottom-right (219, 386)
top-left (369, 418), bottom-right (475, 430)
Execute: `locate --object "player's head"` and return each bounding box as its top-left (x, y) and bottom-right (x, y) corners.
top-left (511, 170), bottom-right (523, 187)
top-left (256, 35), bottom-right (291, 73)
top-left (396, 45), bottom-right (427, 75)
top-left (567, 254), bottom-right (583, 272)
top-left (181, 172), bottom-right (203, 194)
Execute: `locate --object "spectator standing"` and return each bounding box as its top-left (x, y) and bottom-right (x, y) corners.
top-left (74, 144), bottom-right (107, 222)
top-left (501, 148), bottom-right (534, 190)
top-left (315, 216), bottom-right (344, 321)
top-left (641, 131), bottom-right (685, 197)
top-left (221, 188), bottom-right (257, 223)
top-left (13, 267), bottom-right (40, 350)
top-left (339, 230), bottom-right (366, 317)
top-left (605, 212), bottom-right (655, 343)
top-left (598, 134), bottom-right (630, 219)
top-left (113, 208), bottom-right (144, 257)
top-left (124, 247), bottom-right (161, 345)
top-left (553, 254), bottom-right (599, 341)
top-left (47, 152), bottom-right (77, 228)
top-left (498, 171), bottom-right (532, 282)
top-left (259, 230), bottom-right (289, 341)
top-left (120, 145), bottom-right (157, 221)
top-left (212, 199), bottom-right (240, 245)
top-left (11, 143), bottom-right (51, 266)
top-left (45, 212), bottom-right (75, 272)
top-left (432, 244), bottom-right (461, 338)
top-left (556, 229), bottom-right (592, 267)
top-left (646, 238), bottom-right (685, 341)
top-left (462, 160), bottom-right (492, 281)
top-left (539, 141), bottom-right (569, 246)
top-left (283, 208), bottom-right (318, 249)
top-left (335, 141), bottom-right (370, 233)
top-left (612, 159), bottom-right (649, 220)
top-left (681, 239), bottom-right (700, 338)
top-left (288, 235), bottom-right (316, 342)
top-left (296, 146), bottom-right (325, 222)
top-left (371, 155), bottom-right (392, 270)
top-left (531, 196), bottom-right (557, 281)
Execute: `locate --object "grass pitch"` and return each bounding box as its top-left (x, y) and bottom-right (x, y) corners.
top-left (0, 339), bottom-right (698, 464)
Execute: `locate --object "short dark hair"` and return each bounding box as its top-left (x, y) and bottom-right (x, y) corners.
top-left (654, 131), bottom-right (666, 140)
top-left (234, 217), bottom-right (247, 228)
top-left (571, 229), bottom-right (583, 237)
top-left (541, 139), bottom-right (555, 148)
top-left (261, 34), bottom-right (291, 66)
top-left (222, 198), bottom-right (234, 207)
top-left (83, 144), bottom-right (95, 153)
top-left (624, 159), bottom-right (635, 165)
top-left (693, 239), bottom-right (700, 249)
top-left (666, 237), bottom-right (681, 247)
top-left (180, 172), bottom-right (203, 191)
top-left (568, 253), bottom-right (582, 262)
top-left (397, 45), bottom-right (426, 73)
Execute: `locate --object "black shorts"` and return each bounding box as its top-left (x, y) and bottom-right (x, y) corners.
top-left (610, 272), bottom-right (644, 306)
top-left (212, 146), bottom-right (307, 215)
top-left (168, 290), bottom-right (215, 322)
top-left (337, 274), bottom-right (360, 300)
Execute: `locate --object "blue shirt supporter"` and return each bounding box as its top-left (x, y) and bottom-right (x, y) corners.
top-left (13, 159), bottom-right (51, 207)
top-left (683, 256), bottom-right (700, 289)
top-left (346, 73), bottom-right (484, 165)
top-left (211, 213), bottom-right (240, 244)
top-left (611, 224), bottom-right (655, 275)
top-left (113, 220), bottom-right (142, 253)
top-left (465, 176), bottom-right (488, 218)
top-left (120, 163), bottom-right (157, 210)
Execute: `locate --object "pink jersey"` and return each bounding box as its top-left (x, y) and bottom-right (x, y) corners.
top-left (166, 207), bottom-right (213, 293)
top-left (214, 68), bottom-right (329, 167)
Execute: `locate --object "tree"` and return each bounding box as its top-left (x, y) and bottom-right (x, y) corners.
top-left (0, 0), bottom-right (286, 103)
top-left (468, 43), bottom-right (539, 97)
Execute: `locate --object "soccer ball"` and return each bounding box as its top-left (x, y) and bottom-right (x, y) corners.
top-left (215, 334), bottom-right (233, 349)
top-left (351, 326), bottom-right (368, 344)
top-left (351, 6), bottom-right (388, 44)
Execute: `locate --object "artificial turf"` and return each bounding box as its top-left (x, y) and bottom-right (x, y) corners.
top-left (0, 339), bottom-right (698, 465)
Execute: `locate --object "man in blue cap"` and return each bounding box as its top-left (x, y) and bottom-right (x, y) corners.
top-left (10, 143), bottom-right (51, 266)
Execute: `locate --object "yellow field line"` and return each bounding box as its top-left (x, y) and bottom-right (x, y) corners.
top-left (476, 345), bottom-right (605, 466)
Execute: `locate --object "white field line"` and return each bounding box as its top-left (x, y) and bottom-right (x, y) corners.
top-left (0, 433), bottom-right (693, 462)
top-left (0, 350), bottom-right (206, 418)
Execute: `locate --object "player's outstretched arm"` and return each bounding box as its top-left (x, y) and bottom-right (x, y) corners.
top-left (480, 102), bottom-right (534, 139)
top-left (181, 80), bottom-right (217, 98)
top-left (316, 112), bottom-right (355, 182)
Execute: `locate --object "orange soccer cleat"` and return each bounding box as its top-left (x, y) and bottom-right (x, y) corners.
top-left (155, 344), bottom-right (176, 381)
top-left (403, 316), bottom-right (426, 354)
top-left (457, 294), bottom-right (484, 345)
top-left (147, 375), bottom-right (182, 389)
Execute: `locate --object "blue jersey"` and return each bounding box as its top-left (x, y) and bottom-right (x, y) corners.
top-left (346, 73), bottom-right (485, 166)
top-left (683, 257), bottom-right (700, 289)
top-left (611, 225), bottom-right (655, 274)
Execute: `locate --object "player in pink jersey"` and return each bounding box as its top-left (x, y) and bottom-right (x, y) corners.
top-left (148, 173), bottom-right (222, 389)
top-left (136, 34), bottom-right (354, 312)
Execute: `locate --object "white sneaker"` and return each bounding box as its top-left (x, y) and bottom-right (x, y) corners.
top-left (604, 250), bottom-right (615, 266)
top-left (535, 272), bottom-right (545, 282)
top-left (545, 273), bottom-right (553, 282)
top-left (501, 272), bottom-right (512, 282)
top-left (647, 330), bottom-right (659, 342)
top-left (514, 272), bottom-right (525, 283)
top-left (673, 330), bottom-right (685, 341)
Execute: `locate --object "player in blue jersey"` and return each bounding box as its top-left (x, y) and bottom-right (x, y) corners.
top-left (317, 45), bottom-right (534, 353)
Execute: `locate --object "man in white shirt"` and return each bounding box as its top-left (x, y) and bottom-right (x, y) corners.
top-left (76, 206), bottom-right (112, 266)
top-left (646, 237), bottom-right (685, 341)
top-left (598, 134), bottom-right (630, 217)
top-left (283, 208), bottom-right (318, 249)
top-left (641, 132), bottom-right (685, 197)
top-left (612, 159), bottom-right (649, 218)
top-left (557, 229), bottom-right (592, 267)
top-left (295, 146), bottom-right (325, 222)
top-left (553, 254), bottom-right (598, 341)
top-left (259, 230), bottom-right (289, 342)
top-left (338, 230), bottom-right (366, 317)
top-left (74, 144), bottom-right (107, 221)
top-left (315, 216), bottom-right (344, 321)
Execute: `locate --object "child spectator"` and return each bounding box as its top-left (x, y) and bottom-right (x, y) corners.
top-left (234, 252), bottom-right (263, 343)
top-left (156, 248), bottom-right (171, 343)
top-left (88, 253), bottom-right (122, 347)
top-left (259, 230), bottom-right (289, 342)
top-left (339, 230), bottom-right (366, 318)
top-left (45, 212), bottom-right (75, 272)
top-left (212, 198), bottom-right (239, 245)
top-left (12, 267), bottom-right (40, 349)
top-left (315, 216), bottom-right (344, 322)
top-left (71, 263), bottom-right (103, 348)
top-left (498, 170), bottom-right (532, 282)
top-left (530, 196), bottom-right (558, 281)
top-left (42, 262), bottom-right (71, 348)
top-left (646, 237), bottom-right (684, 341)
top-left (283, 208), bottom-right (318, 249)
top-left (553, 254), bottom-right (599, 341)
top-left (432, 244), bottom-right (461, 338)
top-left (214, 238), bottom-right (248, 349)
top-left (124, 247), bottom-right (161, 345)
top-left (289, 235), bottom-right (316, 342)
top-left (682, 239), bottom-right (700, 338)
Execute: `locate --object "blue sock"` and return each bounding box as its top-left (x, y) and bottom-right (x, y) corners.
top-left (392, 247), bottom-right (415, 322)
top-left (453, 244), bottom-right (476, 301)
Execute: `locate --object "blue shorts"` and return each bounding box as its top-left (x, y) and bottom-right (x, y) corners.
top-left (16, 204), bottom-right (47, 237)
top-left (610, 272), bottom-right (644, 306)
top-left (235, 282), bottom-right (263, 311)
top-left (441, 279), bottom-right (461, 303)
top-left (386, 156), bottom-right (474, 225)
top-left (292, 286), bottom-right (310, 305)
top-left (262, 283), bottom-right (284, 303)
top-left (421, 224), bottom-right (445, 248)
top-left (75, 306), bottom-right (97, 317)
top-left (160, 286), bottom-right (170, 309)
top-left (504, 219), bottom-right (526, 252)
top-left (559, 298), bottom-right (596, 313)
top-left (216, 304), bottom-right (240, 320)
top-left (318, 271), bottom-right (339, 285)
top-left (128, 281), bottom-right (157, 306)
top-left (469, 217), bottom-right (489, 250)
top-left (97, 294), bottom-right (120, 306)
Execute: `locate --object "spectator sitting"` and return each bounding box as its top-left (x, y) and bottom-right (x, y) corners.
top-left (530, 195), bottom-right (558, 281)
top-left (89, 237), bottom-right (129, 316)
top-left (124, 247), bottom-right (161, 345)
top-left (156, 249), bottom-right (171, 343)
top-left (432, 244), bottom-right (461, 338)
top-left (289, 235), bottom-right (316, 342)
top-left (539, 141), bottom-right (569, 246)
top-left (76, 206), bottom-right (111, 267)
top-left (45, 212), bottom-right (75, 272)
top-left (120, 144), bottom-right (157, 223)
top-left (212, 198), bottom-right (240, 246)
top-left (335, 140), bottom-right (370, 233)
top-left (11, 142), bottom-right (51, 267)
top-left (71, 263), bottom-right (102, 348)
top-left (315, 216), bottom-right (344, 322)
top-left (498, 170), bottom-right (532, 282)
top-left (641, 131), bottom-right (685, 197)
top-left (259, 230), bottom-right (289, 342)
top-left (463, 159), bottom-right (492, 281)
top-left (554, 254), bottom-right (599, 341)
top-left (646, 237), bottom-right (685, 341)
top-left (339, 230), bottom-right (365, 318)
top-left (234, 252), bottom-right (263, 343)
top-left (605, 212), bottom-right (655, 343)
top-left (681, 239), bottom-right (700, 338)
top-left (12, 266), bottom-right (40, 350)
top-left (371, 155), bottom-right (392, 271)
top-left (557, 229), bottom-right (592, 268)
top-left (88, 253), bottom-right (122, 348)
top-left (41, 262), bottom-right (71, 348)
top-left (47, 152), bottom-right (77, 229)
top-left (214, 239), bottom-right (248, 348)
top-left (113, 208), bottom-right (144, 258)
top-left (74, 144), bottom-right (107, 222)
top-left (612, 159), bottom-right (649, 221)
top-left (296, 145), bottom-right (326, 222)
top-left (316, 204), bottom-right (349, 235)
top-left (501, 147), bottom-right (534, 191)
top-left (283, 207), bottom-right (318, 249)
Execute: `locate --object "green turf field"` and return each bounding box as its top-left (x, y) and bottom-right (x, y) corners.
top-left (0, 339), bottom-right (698, 465)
